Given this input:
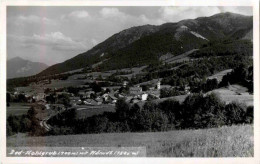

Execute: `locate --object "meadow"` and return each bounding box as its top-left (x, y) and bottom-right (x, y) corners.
top-left (7, 124), bottom-right (253, 157)
top-left (209, 85), bottom-right (253, 106)
top-left (75, 104), bottom-right (115, 119)
top-left (7, 103), bottom-right (31, 116)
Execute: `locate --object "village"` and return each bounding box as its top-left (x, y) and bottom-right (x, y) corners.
top-left (8, 76), bottom-right (187, 111)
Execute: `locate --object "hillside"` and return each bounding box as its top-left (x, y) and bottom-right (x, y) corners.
top-left (7, 124), bottom-right (253, 157)
top-left (38, 12), bottom-right (253, 76)
top-left (7, 57), bottom-right (48, 79)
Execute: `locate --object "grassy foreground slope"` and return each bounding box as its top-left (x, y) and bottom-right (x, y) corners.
top-left (7, 124), bottom-right (253, 157)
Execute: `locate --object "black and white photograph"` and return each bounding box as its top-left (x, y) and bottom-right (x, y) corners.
top-left (0, 0), bottom-right (259, 162)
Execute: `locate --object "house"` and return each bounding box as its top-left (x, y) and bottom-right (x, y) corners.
top-left (156, 80), bottom-right (161, 90)
top-left (123, 81), bottom-right (128, 87)
top-left (147, 90), bottom-right (160, 98)
top-left (50, 104), bottom-right (65, 111)
top-left (125, 96), bottom-right (134, 103)
top-left (56, 92), bottom-right (71, 96)
top-left (130, 98), bottom-right (140, 104)
top-left (141, 93), bottom-right (148, 101)
top-left (33, 93), bottom-right (46, 101)
top-left (95, 97), bottom-right (103, 105)
top-left (37, 99), bottom-right (47, 105)
top-left (130, 87), bottom-right (142, 95)
top-left (69, 97), bottom-right (82, 106)
top-left (160, 85), bottom-right (171, 89)
top-left (79, 91), bottom-right (95, 99)
top-left (109, 94), bottom-right (118, 103)
top-left (83, 99), bottom-right (99, 106)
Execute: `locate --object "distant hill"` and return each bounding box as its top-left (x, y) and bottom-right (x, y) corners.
top-left (7, 57), bottom-right (48, 79)
top-left (38, 12), bottom-right (253, 76)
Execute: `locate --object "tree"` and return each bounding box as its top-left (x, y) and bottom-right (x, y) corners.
top-left (7, 93), bottom-right (11, 107)
top-left (159, 99), bottom-right (182, 128)
top-left (57, 94), bottom-right (70, 107)
top-left (224, 102), bottom-right (246, 125)
top-left (7, 115), bottom-right (20, 133)
top-left (46, 94), bottom-right (56, 104)
top-left (115, 98), bottom-right (130, 121)
top-left (245, 106), bottom-right (253, 124)
top-left (91, 82), bottom-right (102, 93)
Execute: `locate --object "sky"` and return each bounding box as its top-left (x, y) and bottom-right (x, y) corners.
top-left (7, 6), bottom-right (252, 65)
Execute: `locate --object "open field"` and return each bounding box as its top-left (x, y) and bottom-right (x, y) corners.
top-left (16, 79), bottom-right (87, 93)
top-left (75, 104), bottom-right (115, 119)
top-left (209, 85), bottom-right (253, 106)
top-left (113, 66), bottom-right (147, 79)
top-left (7, 103), bottom-right (31, 116)
top-left (161, 49), bottom-right (198, 64)
top-left (7, 124), bottom-right (253, 157)
top-left (207, 69), bottom-right (232, 82)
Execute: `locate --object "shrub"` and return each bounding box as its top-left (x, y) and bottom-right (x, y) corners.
top-left (245, 106), bottom-right (253, 123)
top-left (115, 98), bottom-right (130, 121)
top-left (159, 99), bottom-right (182, 128)
top-left (224, 102), bottom-right (246, 125)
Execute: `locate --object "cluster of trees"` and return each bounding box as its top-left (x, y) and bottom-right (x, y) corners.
top-left (46, 93), bottom-right (253, 136)
top-left (7, 70), bottom-right (81, 92)
top-left (193, 78), bottom-right (219, 93)
top-left (219, 64), bottom-right (253, 93)
top-left (6, 93), bottom-right (29, 106)
top-left (191, 39), bottom-right (252, 58)
top-left (7, 106), bottom-right (46, 136)
top-left (130, 54), bottom-right (252, 90)
top-left (160, 88), bottom-right (182, 98)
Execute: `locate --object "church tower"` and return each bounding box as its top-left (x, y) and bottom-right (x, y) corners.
top-left (157, 80), bottom-right (161, 90)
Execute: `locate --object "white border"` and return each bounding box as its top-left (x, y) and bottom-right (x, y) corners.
top-left (0, 0), bottom-right (259, 164)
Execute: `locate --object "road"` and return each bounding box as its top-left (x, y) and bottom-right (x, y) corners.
top-left (39, 116), bottom-right (52, 131)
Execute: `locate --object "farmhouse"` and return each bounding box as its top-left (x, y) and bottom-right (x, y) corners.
top-left (37, 99), bottom-right (47, 105)
top-left (50, 104), bottom-right (65, 111)
top-left (83, 99), bottom-right (99, 105)
top-left (130, 87), bottom-right (142, 95)
top-left (102, 93), bottom-right (118, 103)
top-left (33, 92), bottom-right (46, 101)
top-left (69, 97), bottom-right (81, 106)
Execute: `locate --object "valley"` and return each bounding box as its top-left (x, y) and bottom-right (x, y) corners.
top-left (6, 12), bottom-right (254, 157)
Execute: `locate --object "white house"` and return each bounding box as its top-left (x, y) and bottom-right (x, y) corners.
top-left (141, 93), bottom-right (148, 101)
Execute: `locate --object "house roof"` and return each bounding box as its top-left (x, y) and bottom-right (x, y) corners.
top-left (108, 94), bottom-right (117, 100)
top-left (130, 87), bottom-right (142, 91)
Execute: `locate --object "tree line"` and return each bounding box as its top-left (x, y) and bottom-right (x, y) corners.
top-left (45, 93), bottom-right (253, 136)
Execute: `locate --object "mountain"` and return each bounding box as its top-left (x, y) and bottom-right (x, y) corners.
top-left (7, 57), bottom-right (48, 79)
top-left (38, 12), bottom-right (253, 76)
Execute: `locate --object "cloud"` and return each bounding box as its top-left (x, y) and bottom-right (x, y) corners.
top-left (99, 8), bottom-right (125, 18)
top-left (16, 15), bottom-right (56, 25)
top-left (158, 7), bottom-right (221, 22)
top-left (8, 32), bottom-right (89, 51)
top-left (70, 10), bottom-right (89, 18)
top-left (158, 7), bottom-right (252, 23)
top-left (91, 38), bottom-right (98, 46)
top-left (61, 10), bottom-right (89, 20)
top-left (7, 6), bottom-right (252, 65)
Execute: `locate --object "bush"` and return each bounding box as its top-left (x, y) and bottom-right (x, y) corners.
top-left (181, 93), bottom-right (226, 129)
top-left (7, 122), bottom-right (14, 136)
top-left (115, 98), bottom-right (130, 121)
top-left (160, 88), bottom-right (181, 98)
top-left (245, 106), bottom-right (253, 123)
top-left (159, 99), bottom-right (182, 128)
top-left (224, 102), bottom-right (246, 125)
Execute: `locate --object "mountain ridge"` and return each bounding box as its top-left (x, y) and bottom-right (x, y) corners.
top-left (37, 12), bottom-right (253, 76)
top-left (7, 57), bottom-right (48, 79)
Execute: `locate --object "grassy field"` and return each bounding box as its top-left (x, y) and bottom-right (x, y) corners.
top-left (7, 124), bottom-right (253, 157)
top-left (209, 85), bottom-right (253, 106)
top-left (7, 103), bottom-right (31, 116)
top-left (207, 69), bottom-right (233, 82)
top-left (75, 104), bottom-right (115, 119)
